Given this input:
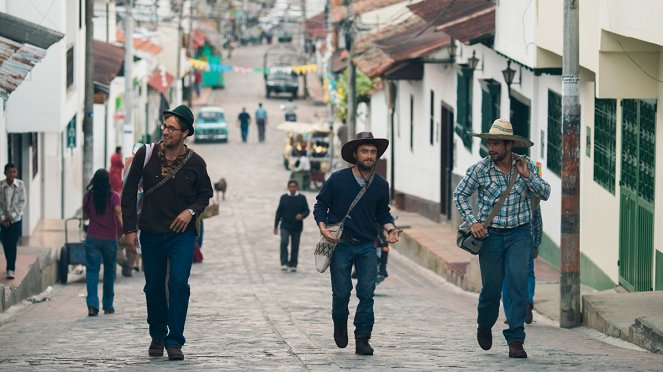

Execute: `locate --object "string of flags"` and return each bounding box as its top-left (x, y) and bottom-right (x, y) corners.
top-left (188, 58), bottom-right (317, 75)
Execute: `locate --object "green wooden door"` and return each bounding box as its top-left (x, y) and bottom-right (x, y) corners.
top-left (619, 99), bottom-right (656, 291)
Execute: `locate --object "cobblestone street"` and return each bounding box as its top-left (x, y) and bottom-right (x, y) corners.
top-left (0, 44), bottom-right (662, 371)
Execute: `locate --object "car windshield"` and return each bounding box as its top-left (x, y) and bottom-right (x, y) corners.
top-left (198, 111), bottom-right (225, 123)
top-left (270, 71), bottom-right (294, 78)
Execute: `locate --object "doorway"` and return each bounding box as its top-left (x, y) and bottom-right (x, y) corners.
top-left (509, 94), bottom-right (530, 156)
top-left (440, 103), bottom-right (454, 219)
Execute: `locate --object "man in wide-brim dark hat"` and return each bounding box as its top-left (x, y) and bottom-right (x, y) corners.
top-left (313, 132), bottom-right (399, 356)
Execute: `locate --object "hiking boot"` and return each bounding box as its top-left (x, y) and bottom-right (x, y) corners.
top-left (477, 328), bottom-right (492, 350)
top-left (355, 337), bottom-right (374, 355)
top-left (104, 308), bottom-right (115, 314)
top-left (166, 345), bottom-right (184, 361)
top-left (333, 323), bottom-right (348, 348)
top-left (87, 306), bottom-right (99, 317)
top-left (509, 340), bottom-right (527, 358)
top-left (148, 339), bottom-right (164, 357)
top-left (525, 303), bottom-right (533, 324)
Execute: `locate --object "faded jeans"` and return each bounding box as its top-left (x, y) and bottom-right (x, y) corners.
top-left (477, 224), bottom-right (531, 345)
top-left (85, 237), bottom-right (118, 311)
top-left (280, 228), bottom-right (301, 267)
top-left (330, 240), bottom-right (377, 338)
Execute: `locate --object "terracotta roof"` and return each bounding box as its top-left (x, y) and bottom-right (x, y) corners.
top-left (116, 31), bottom-right (163, 55)
top-left (331, 0), bottom-right (406, 23)
top-left (93, 40), bottom-right (124, 88)
top-left (408, 0), bottom-right (494, 43)
top-left (147, 67), bottom-right (174, 93)
top-left (375, 18), bottom-right (451, 62)
top-left (306, 12), bottom-right (327, 39)
top-left (351, 17), bottom-right (417, 78)
top-left (331, 49), bottom-right (349, 73)
top-left (0, 13), bottom-right (63, 100)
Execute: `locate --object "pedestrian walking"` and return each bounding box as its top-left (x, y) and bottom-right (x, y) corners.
top-left (122, 104), bottom-right (213, 361)
top-left (290, 150), bottom-right (311, 190)
top-left (453, 119), bottom-right (550, 359)
top-left (283, 98), bottom-right (297, 121)
top-left (0, 163), bottom-right (26, 280)
top-left (274, 180), bottom-right (310, 272)
top-left (109, 146), bottom-right (124, 194)
top-left (502, 204), bottom-right (542, 325)
top-left (83, 169), bottom-right (122, 316)
top-left (237, 107), bottom-right (251, 143)
top-left (313, 132), bottom-right (399, 356)
top-left (255, 102), bottom-right (268, 142)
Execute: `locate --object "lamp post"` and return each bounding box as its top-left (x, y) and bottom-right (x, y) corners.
top-left (502, 60), bottom-right (521, 94)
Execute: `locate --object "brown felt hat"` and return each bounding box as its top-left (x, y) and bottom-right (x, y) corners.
top-left (341, 132), bottom-right (389, 164)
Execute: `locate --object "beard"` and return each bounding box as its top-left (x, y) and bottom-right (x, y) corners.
top-left (357, 161), bottom-right (374, 172)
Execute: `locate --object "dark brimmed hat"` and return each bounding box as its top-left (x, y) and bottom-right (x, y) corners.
top-left (471, 118), bottom-right (533, 147)
top-left (163, 105), bottom-right (195, 136)
top-left (341, 132), bottom-right (389, 164)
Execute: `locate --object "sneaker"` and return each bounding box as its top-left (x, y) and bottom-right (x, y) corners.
top-left (477, 328), bottom-right (492, 350)
top-left (289, 267), bottom-right (297, 272)
top-left (508, 340), bottom-right (527, 358)
top-left (166, 345), bottom-right (184, 361)
top-left (6, 270), bottom-right (15, 279)
top-left (525, 303), bottom-right (533, 324)
top-left (148, 339), bottom-right (164, 357)
top-left (355, 337), bottom-right (374, 355)
top-left (333, 323), bottom-right (348, 348)
top-left (281, 265), bottom-right (288, 271)
top-left (121, 266), bottom-right (133, 277)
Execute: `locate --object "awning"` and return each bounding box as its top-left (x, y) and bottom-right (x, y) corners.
top-left (306, 12), bottom-right (326, 39)
top-left (147, 67), bottom-right (174, 93)
top-left (93, 40), bottom-right (125, 90)
top-left (408, 0), bottom-right (495, 44)
top-left (0, 12), bottom-right (63, 100)
top-left (116, 31), bottom-right (163, 55)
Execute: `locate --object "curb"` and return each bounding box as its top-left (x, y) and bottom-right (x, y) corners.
top-left (0, 247), bottom-right (59, 313)
top-left (630, 318), bottom-right (663, 354)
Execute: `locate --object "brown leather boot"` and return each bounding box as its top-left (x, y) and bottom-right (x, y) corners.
top-left (508, 340), bottom-right (527, 358)
top-left (148, 339), bottom-right (164, 357)
top-left (166, 345), bottom-right (184, 361)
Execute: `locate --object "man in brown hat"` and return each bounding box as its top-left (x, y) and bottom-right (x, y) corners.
top-left (122, 104), bottom-right (213, 361)
top-left (313, 132), bottom-right (400, 356)
top-left (453, 119), bottom-right (550, 359)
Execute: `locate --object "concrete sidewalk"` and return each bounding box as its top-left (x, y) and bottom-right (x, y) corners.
top-left (305, 72), bottom-right (325, 106)
top-left (393, 210), bottom-right (663, 354)
top-left (0, 219), bottom-right (69, 312)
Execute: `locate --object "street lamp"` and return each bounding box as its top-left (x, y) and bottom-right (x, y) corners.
top-left (447, 39), bottom-right (457, 62)
top-left (467, 50), bottom-right (483, 71)
top-left (502, 60), bottom-right (521, 90)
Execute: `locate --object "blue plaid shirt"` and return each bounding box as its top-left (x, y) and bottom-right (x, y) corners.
top-left (454, 156), bottom-right (550, 229)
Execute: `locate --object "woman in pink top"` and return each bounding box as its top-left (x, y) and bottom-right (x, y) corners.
top-left (83, 169), bottom-right (122, 316)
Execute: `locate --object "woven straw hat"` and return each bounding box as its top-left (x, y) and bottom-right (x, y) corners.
top-left (471, 118), bottom-right (533, 148)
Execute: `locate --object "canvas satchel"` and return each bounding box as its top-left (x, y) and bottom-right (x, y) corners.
top-left (457, 167), bottom-right (518, 255)
top-left (314, 172), bottom-right (375, 273)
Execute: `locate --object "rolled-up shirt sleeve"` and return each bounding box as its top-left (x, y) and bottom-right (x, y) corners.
top-left (453, 164), bottom-right (480, 226)
top-left (524, 161), bottom-right (551, 201)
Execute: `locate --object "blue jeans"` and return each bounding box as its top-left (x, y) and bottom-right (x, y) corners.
top-left (502, 244), bottom-right (536, 318)
top-left (85, 238), bottom-right (118, 311)
top-left (140, 230), bottom-right (196, 347)
top-left (330, 240), bottom-right (377, 338)
top-left (240, 123), bottom-right (249, 142)
top-left (477, 224), bottom-right (531, 345)
top-left (280, 228), bottom-right (301, 267)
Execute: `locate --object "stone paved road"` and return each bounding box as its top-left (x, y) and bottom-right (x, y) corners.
top-left (1, 44), bottom-right (662, 371)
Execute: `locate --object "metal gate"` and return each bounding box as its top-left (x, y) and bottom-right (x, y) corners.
top-left (619, 99), bottom-right (656, 291)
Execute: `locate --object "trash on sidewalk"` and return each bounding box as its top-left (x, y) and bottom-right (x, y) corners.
top-left (26, 286), bottom-right (53, 304)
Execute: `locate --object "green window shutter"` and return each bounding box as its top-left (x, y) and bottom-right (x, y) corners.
top-left (480, 80), bottom-right (501, 158)
top-left (547, 90), bottom-right (562, 176)
top-left (455, 73), bottom-right (467, 143)
top-left (593, 98), bottom-right (616, 194)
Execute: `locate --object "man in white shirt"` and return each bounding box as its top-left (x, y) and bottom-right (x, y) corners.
top-left (0, 163), bottom-right (26, 280)
top-left (291, 151), bottom-right (311, 190)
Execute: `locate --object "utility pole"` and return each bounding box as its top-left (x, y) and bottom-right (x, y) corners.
top-left (124, 0), bottom-right (134, 154)
top-left (301, 0), bottom-right (308, 98)
top-left (346, 1), bottom-right (356, 140)
top-left (188, 0), bottom-right (194, 107)
top-left (176, 1), bottom-right (183, 106)
top-left (83, 0), bottom-right (94, 187)
top-left (560, 0), bottom-right (581, 328)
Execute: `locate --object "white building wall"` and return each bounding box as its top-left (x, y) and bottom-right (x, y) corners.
top-left (494, 0), bottom-right (536, 67)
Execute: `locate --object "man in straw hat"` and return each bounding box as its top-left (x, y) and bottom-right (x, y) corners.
top-left (313, 132), bottom-right (400, 355)
top-left (453, 119), bottom-right (550, 359)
